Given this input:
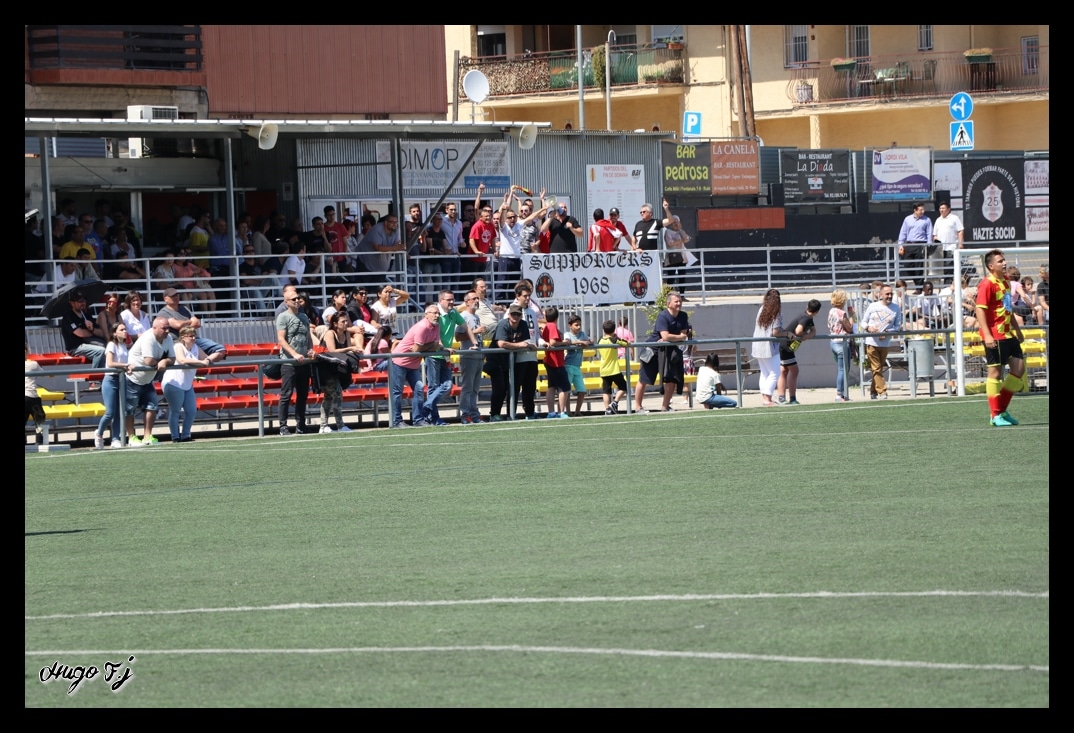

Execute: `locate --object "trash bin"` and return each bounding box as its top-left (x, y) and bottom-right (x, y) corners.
top-left (906, 337), bottom-right (935, 398)
top-left (796, 82), bottom-right (814, 103)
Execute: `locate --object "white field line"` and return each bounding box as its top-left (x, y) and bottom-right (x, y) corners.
top-left (22, 644), bottom-right (1048, 674)
top-left (26, 590), bottom-right (1047, 621)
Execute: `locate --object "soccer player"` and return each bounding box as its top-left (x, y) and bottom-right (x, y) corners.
top-left (975, 249), bottom-right (1026, 427)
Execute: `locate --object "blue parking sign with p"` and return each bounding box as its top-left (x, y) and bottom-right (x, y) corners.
top-left (683, 111), bottom-right (702, 137)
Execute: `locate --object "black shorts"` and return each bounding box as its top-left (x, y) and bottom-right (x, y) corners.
top-left (545, 365), bottom-right (570, 392)
top-left (984, 337), bottom-right (1024, 367)
top-left (602, 373), bottom-right (627, 394)
top-left (637, 352), bottom-right (660, 385)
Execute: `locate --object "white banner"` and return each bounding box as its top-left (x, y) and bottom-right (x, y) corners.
top-left (376, 141), bottom-right (510, 191)
top-left (521, 251), bottom-right (662, 306)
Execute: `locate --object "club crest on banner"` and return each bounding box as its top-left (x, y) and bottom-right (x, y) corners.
top-left (629, 270), bottom-right (649, 299)
top-left (982, 182), bottom-right (1004, 222)
top-left (535, 273), bottom-right (555, 300)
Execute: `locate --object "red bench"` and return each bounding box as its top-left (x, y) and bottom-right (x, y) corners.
top-left (28, 353), bottom-right (89, 367)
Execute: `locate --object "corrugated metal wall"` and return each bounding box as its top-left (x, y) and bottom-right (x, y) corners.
top-left (296, 131), bottom-right (668, 209)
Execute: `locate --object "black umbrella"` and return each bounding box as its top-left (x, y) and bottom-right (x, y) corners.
top-left (39, 278), bottom-right (110, 320)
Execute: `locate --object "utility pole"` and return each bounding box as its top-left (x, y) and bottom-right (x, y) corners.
top-left (729, 26), bottom-right (756, 139)
top-left (737, 25), bottom-right (756, 139)
top-left (730, 26), bottom-right (747, 137)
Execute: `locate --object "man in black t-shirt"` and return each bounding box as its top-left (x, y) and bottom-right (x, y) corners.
top-left (60, 289), bottom-right (106, 368)
top-left (632, 199), bottom-right (673, 252)
top-left (540, 204), bottom-right (583, 253)
top-left (776, 299), bottom-right (821, 405)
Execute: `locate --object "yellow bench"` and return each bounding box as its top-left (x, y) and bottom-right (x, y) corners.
top-left (961, 328), bottom-right (1047, 344)
top-left (37, 387), bottom-right (65, 401)
top-left (964, 340), bottom-right (1046, 358)
top-left (43, 403), bottom-right (106, 420)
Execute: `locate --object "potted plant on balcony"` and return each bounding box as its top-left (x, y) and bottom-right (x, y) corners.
top-left (964, 47), bottom-right (993, 64)
top-left (830, 57), bottom-right (856, 72)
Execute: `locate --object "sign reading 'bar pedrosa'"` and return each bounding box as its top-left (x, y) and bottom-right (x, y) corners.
top-left (661, 140), bottom-right (761, 196)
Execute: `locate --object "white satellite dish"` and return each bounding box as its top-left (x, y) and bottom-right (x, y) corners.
top-left (462, 70), bottom-right (490, 103)
top-left (513, 124), bottom-right (538, 151)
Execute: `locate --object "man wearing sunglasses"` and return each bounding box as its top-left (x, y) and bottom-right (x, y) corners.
top-left (60, 289), bottom-right (107, 368)
top-left (389, 304), bottom-right (442, 428)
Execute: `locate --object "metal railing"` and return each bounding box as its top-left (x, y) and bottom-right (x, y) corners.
top-left (787, 46), bottom-right (1048, 106)
top-left (24, 241), bottom-right (1048, 326)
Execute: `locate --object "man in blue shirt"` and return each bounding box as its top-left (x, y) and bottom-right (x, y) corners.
top-left (208, 217), bottom-right (237, 277)
top-left (897, 203), bottom-right (933, 287)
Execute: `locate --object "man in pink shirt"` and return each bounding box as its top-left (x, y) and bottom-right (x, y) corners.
top-left (389, 303), bottom-right (441, 428)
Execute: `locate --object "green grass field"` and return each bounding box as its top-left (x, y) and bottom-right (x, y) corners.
top-left (25, 395), bottom-right (1049, 707)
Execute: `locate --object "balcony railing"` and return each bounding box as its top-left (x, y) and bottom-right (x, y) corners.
top-left (460, 43), bottom-right (684, 99)
top-left (786, 46), bottom-right (1048, 106)
top-left (26, 25), bottom-right (203, 71)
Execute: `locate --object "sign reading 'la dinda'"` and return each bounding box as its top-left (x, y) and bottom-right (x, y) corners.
top-left (661, 140), bottom-right (760, 196)
top-left (521, 250), bottom-right (661, 305)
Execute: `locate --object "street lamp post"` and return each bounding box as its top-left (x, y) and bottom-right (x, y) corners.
top-left (606, 30), bottom-right (616, 131)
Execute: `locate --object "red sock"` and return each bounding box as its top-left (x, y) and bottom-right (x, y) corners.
top-left (986, 378), bottom-right (1003, 417)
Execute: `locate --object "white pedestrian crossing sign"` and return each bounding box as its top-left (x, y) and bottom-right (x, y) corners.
top-left (950, 121), bottom-right (974, 151)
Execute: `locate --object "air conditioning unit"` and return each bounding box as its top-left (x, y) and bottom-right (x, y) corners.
top-left (127, 105), bottom-right (179, 159)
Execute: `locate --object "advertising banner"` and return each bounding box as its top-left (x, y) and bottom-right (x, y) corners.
top-left (710, 140), bottom-right (761, 195)
top-left (376, 140), bottom-right (510, 190)
top-left (961, 158), bottom-right (1026, 242)
top-left (661, 141), bottom-right (711, 195)
top-left (870, 147), bottom-right (932, 201)
top-left (661, 140), bottom-right (761, 196)
top-left (521, 250), bottom-right (662, 306)
top-left (780, 149), bottom-right (851, 205)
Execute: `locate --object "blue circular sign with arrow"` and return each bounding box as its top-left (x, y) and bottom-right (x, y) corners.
top-left (949, 92), bottom-right (974, 122)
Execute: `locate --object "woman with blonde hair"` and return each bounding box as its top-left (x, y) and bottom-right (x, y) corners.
top-left (161, 326), bottom-right (209, 443)
top-left (828, 289), bottom-right (856, 402)
top-left (751, 289), bottom-right (792, 407)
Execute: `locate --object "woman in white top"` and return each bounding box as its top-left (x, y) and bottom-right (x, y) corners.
top-left (370, 283), bottom-right (410, 339)
top-left (161, 326), bottom-right (209, 442)
top-left (95, 322), bottom-right (130, 449)
top-left (152, 250), bottom-right (180, 290)
top-left (751, 289), bottom-right (791, 407)
top-left (120, 290), bottom-right (152, 343)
